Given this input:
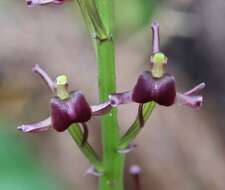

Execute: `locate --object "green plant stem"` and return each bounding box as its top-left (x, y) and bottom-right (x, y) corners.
top-left (68, 124), bottom-right (103, 171)
top-left (96, 37), bottom-right (125, 190)
top-left (76, 0), bottom-right (125, 189)
top-left (76, 0), bottom-right (156, 189)
top-left (94, 1), bottom-right (125, 190)
top-left (118, 102), bottom-right (156, 149)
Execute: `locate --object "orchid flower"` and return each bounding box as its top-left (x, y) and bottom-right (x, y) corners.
top-left (18, 64), bottom-right (112, 144)
top-left (109, 22), bottom-right (205, 127)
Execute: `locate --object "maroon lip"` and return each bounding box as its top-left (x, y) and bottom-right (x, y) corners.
top-left (132, 71), bottom-right (176, 106)
top-left (51, 91), bottom-right (92, 132)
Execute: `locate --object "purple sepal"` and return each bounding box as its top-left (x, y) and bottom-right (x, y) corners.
top-left (183, 82), bottom-right (205, 96)
top-left (109, 91), bottom-right (132, 106)
top-left (176, 83), bottom-right (205, 109)
top-left (132, 71), bottom-right (176, 106)
top-left (51, 91), bottom-right (92, 132)
top-left (17, 117), bottom-right (51, 133)
top-left (91, 101), bottom-right (112, 116)
top-left (151, 21), bottom-right (160, 54)
top-left (32, 64), bottom-right (56, 93)
top-left (26, 0), bottom-right (64, 7)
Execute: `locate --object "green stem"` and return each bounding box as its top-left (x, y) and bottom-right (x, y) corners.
top-left (68, 124), bottom-right (103, 171)
top-left (96, 37), bottom-right (125, 188)
top-left (76, 1), bottom-right (125, 189)
top-left (94, 1), bottom-right (125, 190)
top-left (119, 102), bottom-right (156, 149)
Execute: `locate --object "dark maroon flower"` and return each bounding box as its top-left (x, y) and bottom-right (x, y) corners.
top-left (132, 71), bottom-right (176, 106)
top-left (51, 91), bottom-right (92, 132)
top-left (18, 64), bottom-right (112, 144)
top-left (109, 21), bottom-right (205, 127)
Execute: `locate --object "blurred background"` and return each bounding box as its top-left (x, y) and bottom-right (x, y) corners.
top-left (0, 0), bottom-right (225, 189)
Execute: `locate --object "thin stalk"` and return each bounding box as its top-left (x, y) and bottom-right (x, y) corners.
top-left (68, 124), bottom-right (103, 171)
top-left (118, 102), bottom-right (156, 149)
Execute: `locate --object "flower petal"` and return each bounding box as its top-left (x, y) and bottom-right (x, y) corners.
top-left (176, 82), bottom-right (205, 109)
top-left (184, 82), bottom-right (206, 95)
top-left (26, 0), bottom-right (64, 7)
top-left (151, 21), bottom-right (160, 54)
top-left (17, 117), bottom-right (51, 133)
top-left (32, 64), bottom-right (56, 93)
top-left (91, 101), bottom-right (112, 116)
top-left (109, 91), bottom-right (132, 107)
top-left (176, 93), bottom-right (203, 109)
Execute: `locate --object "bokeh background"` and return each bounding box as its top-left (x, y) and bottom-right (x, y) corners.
top-left (1, 0), bottom-right (225, 189)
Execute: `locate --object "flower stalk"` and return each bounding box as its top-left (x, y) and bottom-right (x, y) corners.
top-left (118, 102), bottom-right (156, 150)
top-left (76, 0), bottom-right (125, 189)
top-left (68, 124), bottom-right (103, 171)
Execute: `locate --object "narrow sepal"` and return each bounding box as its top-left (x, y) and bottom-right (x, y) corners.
top-left (109, 91), bottom-right (132, 106)
top-left (154, 74), bottom-right (176, 106)
top-left (17, 117), bottom-right (51, 133)
top-left (91, 101), bottom-right (112, 115)
top-left (183, 82), bottom-right (206, 96)
top-left (132, 71), bottom-right (154, 103)
top-left (176, 94), bottom-right (203, 108)
top-left (176, 83), bottom-right (205, 109)
top-left (151, 21), bottom-right (160, 54)
top-left (32, 64), bottom-right (56, 93)
top-left (26, 0), bottom-right (64, 7)
top-left (51, 91), bottom-right (92, 132)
